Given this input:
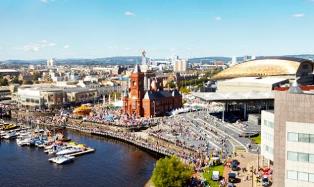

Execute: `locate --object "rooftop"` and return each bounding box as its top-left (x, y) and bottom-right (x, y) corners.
top-left (212, 56), bottom-right (314, 80)
top-left (192, 91), bottom-right (274, 102)
top-left (220, 76), bottom-right (288, 85)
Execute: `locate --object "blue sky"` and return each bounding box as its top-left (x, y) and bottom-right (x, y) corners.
top-left (0, 0), bottom-right (314, 60)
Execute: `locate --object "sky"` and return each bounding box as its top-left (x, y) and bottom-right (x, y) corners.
top-left (0, 0), bottom-right (314, 60)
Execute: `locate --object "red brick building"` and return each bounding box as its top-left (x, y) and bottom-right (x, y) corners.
top-left (123, 64), bottom-right (182, 118)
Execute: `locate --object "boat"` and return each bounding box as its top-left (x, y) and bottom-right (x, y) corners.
top-left (1, 124), bottom-right (19, 131)
top-left (3, 131), bottom-right (17, 139)
top-left (48, 155), bottom-right (75, 164)
top-left (56, 147), bottom-right (82, 156)
top-left (47, 145), bottom-right (65, 155)
top-left (35, 140), bottom-right (45, 148)
top-left (16, 137), bottom-right (31, 146)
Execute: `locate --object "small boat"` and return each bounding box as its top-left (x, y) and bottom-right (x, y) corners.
top-left (48, 146), bottom-right (65, 155)
top-left (35, 140), bottom-right (45, 148)
top-left (17, 137), bottom-right (31, 146)
top-left (56, 147), bottom-right (82, 156)
top-left (49, 155), bottom-right (75, 164)
top-left (3, 131), bottom-right (17, 139)
top-left (2, 124), bottom-right (19, 131)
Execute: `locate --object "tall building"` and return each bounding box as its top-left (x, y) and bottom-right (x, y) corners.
top-left (271, 84), bottom-right (314, 187)
top-left (47, 58), bottom-right (56, 68)
top-left (261, 110), bottom-right (275, 166)
top-left (173, 56), bottom-right (187, 72)
top-left (230, 56), bottom-right (237, 66)
top-left (123, 64), bottom-right (182, 118)
top-left (141, 50), bottom-right (149, 65)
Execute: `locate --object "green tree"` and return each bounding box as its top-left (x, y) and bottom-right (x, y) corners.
top-left (23, 80), bottom-right (33, 85)
top-left (10, 76), bottom-right (21, 84)
top-left (151, 156), bottom-right (193, 187)
top-left (166, 80), bottom-right (176, 89)
top-left (0, 77), bottom-right (9, 86)
top-left (32, 72), bottom-right (41, 81)
top-left (180, 87), bottom-right (191, 94)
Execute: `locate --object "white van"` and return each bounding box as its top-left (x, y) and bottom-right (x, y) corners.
top-left (212, 171), bottom-right (220, 181)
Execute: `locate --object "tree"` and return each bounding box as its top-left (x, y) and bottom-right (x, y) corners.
top-left (151, 156), bottom-right (193, 187)
top-left (166, 80), bottom-right (176, 89)
top-left (180, 87), bottom-right (191, 94)
top-left (10, 76), bottom-right (21, 84)
top-left (32, 72), bottom-right (41, 81)
top-left (0, 77), bottom-right (9, 86)
top-left (23, 80), bottom-right (33, 85)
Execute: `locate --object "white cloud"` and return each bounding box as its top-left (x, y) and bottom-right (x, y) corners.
top-left (22, 40), bottom-right (56, 52)
top-left (124, 11), bottom-right (135, 16)
top-left (292, 13), bottom-right (305, 18)
top-left (63, 45), bottom-right (70, 49)
top-left (214, 16), bottom-right (222, 21)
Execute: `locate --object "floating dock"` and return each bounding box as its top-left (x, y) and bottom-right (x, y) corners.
top-left (69, 148), bottom-right (95, 157)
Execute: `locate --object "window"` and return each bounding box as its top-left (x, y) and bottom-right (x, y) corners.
top-left (287, 151), bottom-right (298, 161)
top-left (310, 154), bottom-right (314, 163)
top-left (298, 153), bottom-right (309, 162)
top-left (287, 132), bottom-right (298, 142)
top-left (309, 173), bottom-right (314, 183)
top-left (268, 121), bottom-right (274, 128)
top-left (310, 134), bottom-right (314, 143)
top-left (287, 170), bottom-right (298, 180)
top-left (298, 172), bottom-right (309, 182)
top-left (299, 133), bottom-right (310, 143)
top-left (264, 120), bottom-right (267, 127)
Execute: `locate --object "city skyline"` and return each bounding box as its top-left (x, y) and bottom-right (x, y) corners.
top-left (1, 0), bottom-right (314, 60)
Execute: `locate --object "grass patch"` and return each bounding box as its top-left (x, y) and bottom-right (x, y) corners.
top-left (202, 164), bottom-right (224, 187)
top-left (250, 134), bottom-right (261, 144)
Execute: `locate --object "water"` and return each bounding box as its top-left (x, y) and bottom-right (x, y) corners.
top-left (0, 130), bottom-right (157, 187)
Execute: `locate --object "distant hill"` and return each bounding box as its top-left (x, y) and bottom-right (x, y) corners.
top-left (188, 57), bottom-right (232, 64)
top-left (284, 54), bottom-right (314, 61)
top-left (1, 54), bottom-right (313, 66)
top-left (1, 56), bottom-right (142, 66)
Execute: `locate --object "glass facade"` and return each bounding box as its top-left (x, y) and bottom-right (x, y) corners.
top-left (287, 151), bottom-right (298, 161)
top-left (287, 151), bottom-right (314, 163)
top-left (287, 170), bottom-right (298, 180)
top-left (263, 119), bottom-right (274, 128)
top-left (287, 132), bottom-right (298, 142)
top-left (287, 132), bottom-right (314, 143)
top-left (299, 172), bottom-right (309, 182)
top-left (287, 170), bottom-right (314, 183)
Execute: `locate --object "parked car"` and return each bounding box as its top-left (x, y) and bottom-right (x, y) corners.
top-left (262, 176), bottom-right (270, 186)
top-left (228, 172), bottom-right (237, 183)
top-left (231, 160), bottom-right (240, 171)
top-left (212, 171), bottom-right (220, 181)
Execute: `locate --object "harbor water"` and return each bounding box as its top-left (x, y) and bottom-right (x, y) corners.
top-left (0, 130), bottom-right (157, 187)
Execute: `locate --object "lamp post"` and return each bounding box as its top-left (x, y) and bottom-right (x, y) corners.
top-left (257, 146), bottom-right (260, 171)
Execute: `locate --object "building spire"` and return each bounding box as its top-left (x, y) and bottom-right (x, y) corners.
top-left (133, 64), bottom-right (141, 73)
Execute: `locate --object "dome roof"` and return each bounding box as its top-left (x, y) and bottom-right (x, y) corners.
top-left (212, 57), bottom-right (312, 80)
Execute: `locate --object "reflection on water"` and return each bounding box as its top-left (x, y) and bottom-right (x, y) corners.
top-left (0, 130), bottom-right (157, 187)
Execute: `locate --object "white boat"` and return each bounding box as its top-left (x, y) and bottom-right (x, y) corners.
top-left (49, 155), bottom-right (75, 164)
top-left (3, 131), bottom-right (17, 139)
top-left (56, 147), bottom-right (81, 156)
top-left (17, 137), bottom-right (31, 146)
top-left (0, 130), bottom-right (6, 137)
